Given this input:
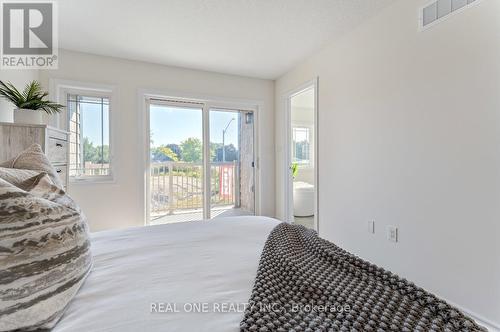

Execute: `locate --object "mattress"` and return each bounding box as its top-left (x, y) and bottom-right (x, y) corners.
top-left (53, 216), bottom-right (280, 332)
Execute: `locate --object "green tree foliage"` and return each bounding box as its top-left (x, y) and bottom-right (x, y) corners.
top-left (151, 145), bottom-right (179, 162)
top-left (180, 137), bottom-right (202, 162)
top-left (166, 144), bottom-right (182, 160)
top-left (151, 138), bottom-right (239, 163)
top-left (96, 145), bottom-right (110, 163)
top-left (83, 137), bottom-right (110, 164)
top-left (215, 144), bottom-right (238, 162)
top-left (83, 137), bottom-right (97, 162)
top-left (210, 142), bottom-right (222, 161)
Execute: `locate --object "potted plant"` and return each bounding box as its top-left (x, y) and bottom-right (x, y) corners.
top-left (291, 162), bottom-right (299, 179)
top-left (0, 80), bottom-right (63, 124)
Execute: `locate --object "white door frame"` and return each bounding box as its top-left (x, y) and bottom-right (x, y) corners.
top-left (283, 78), bottom-right (319, 232)
top-left (140, 89), bottom-right (261, 224)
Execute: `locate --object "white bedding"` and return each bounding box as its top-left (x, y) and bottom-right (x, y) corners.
top-left (53, 216), bottom-right (279, 332)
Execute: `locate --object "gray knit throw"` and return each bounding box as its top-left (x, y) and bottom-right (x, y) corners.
top-left (240, 223), bottom-right (485, 332)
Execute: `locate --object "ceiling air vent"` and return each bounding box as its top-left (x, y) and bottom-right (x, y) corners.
top-left (420, 0), bottom-right (478, 29)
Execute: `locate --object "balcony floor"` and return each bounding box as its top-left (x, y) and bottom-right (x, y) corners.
top-left (150, 206), bottom-right (253, 225)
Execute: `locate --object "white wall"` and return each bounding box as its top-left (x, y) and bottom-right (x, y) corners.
top-left (275, 0), bottom-right (500, 328)
top-left (39, 49), bottom-right (275, 231)
top-left (0, 70), bottom-right (40, 122)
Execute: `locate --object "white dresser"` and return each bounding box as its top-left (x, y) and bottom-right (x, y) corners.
top-left (0, 122), bottom-right (69, 188)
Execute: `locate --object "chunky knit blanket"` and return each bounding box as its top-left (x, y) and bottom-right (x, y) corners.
top-left (240, 223), bottom-right (485, 332)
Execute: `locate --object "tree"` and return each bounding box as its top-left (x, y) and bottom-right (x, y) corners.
top-left (83, 137), bottom-right (110, 164)
top-left (83, 137), bottom-right (97, 163)
top-left (166, 144), bottom-right (182, 160)
top-left (95, 145), bottom-right (110, 163)
top-left (210, 142), bottom-right (222, 162)
top-left (215, 144), bottom-right (238, 162)
top-left (225, 144), bottom-right (238, 162)
top-left (180, 137), bottom-right (202, 162)
top-left (151, 145), bottom-right (179, 162)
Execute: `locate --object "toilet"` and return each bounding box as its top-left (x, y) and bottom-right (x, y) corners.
top-left (293, 181), bottom-right (314, 217)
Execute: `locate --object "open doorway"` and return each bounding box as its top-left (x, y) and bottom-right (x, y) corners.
top-left (285, 80), bottom-right (318, 231)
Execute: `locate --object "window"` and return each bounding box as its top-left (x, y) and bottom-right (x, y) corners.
top-left (292, 127), bottom-right (310, 165)
top-left (67, 94), bottom-right (111, 180)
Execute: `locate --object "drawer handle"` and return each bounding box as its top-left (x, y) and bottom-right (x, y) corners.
top-left (56, 169), bottom-right (62, 173)
top-left (56, 143), bottom-right (63, 147)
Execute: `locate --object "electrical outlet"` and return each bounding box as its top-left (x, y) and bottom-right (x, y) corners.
top-left (386, 226), bottom-right (398, 242)
top-left (368, 220), bottom-right (375, 234)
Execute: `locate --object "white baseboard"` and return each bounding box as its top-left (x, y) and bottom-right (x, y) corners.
top-left (447, 300), bottom-right (500, 332)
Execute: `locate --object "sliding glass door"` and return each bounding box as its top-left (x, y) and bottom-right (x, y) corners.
top-left (147, 101), bottom-right (255, 224)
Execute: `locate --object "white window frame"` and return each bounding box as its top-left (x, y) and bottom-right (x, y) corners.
top-left (138, 88), bottom-right (263, 224)
top-left (50, 79), bottom-right (116, 183)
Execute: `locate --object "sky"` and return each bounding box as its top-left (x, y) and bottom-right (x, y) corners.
top-left (149, 105), bottom-right (240, 148)
top-left (81, 102), bottom-right (109, 146)
top-left (80, 103), bottom-right (240, 149)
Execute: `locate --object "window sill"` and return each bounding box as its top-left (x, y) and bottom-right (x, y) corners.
top-left (69, 176), bottom-right (115, 185)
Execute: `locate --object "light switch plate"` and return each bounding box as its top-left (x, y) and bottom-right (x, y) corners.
top-left (387, 226), bottom-right (398, 242)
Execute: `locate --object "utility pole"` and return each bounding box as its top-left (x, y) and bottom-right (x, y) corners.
top-left (222, 117), bottom-right (235, 162)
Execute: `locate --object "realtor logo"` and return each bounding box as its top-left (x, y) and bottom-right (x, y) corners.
top-left (1, 1), bottom-right (58, 69)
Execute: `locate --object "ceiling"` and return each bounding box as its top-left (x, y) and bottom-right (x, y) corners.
top-left (56, 0), bottom-right (396, 79)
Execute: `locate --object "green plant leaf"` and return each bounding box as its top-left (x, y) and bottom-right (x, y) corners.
top-left (0, 81), bottom-right (23, 106)
top-left (292, 163), bottom-right (299, 178)
top-left (0, 80), bottom-right (63, 114)
top-left (23, 81), bottom-right (41, 102)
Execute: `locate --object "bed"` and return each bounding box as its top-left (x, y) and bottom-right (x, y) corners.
top-left (53, 216), bottom-right (279, 332)
top-left (0, 144), bottom-right (487, 331)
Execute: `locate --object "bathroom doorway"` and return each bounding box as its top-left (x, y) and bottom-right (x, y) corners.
top-left (285, 79), bottom-right (318, 231)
